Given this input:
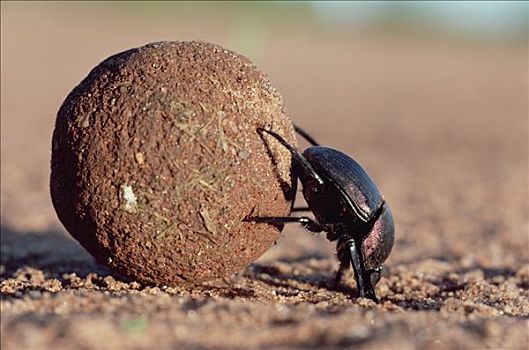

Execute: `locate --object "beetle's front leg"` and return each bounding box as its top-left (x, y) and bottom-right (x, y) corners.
top-left (245, 216), bottom-right (325, 233)
top-left (334, 259), bottom-right (349, 286)
top-left (346, 239), bottom-right (378, 302)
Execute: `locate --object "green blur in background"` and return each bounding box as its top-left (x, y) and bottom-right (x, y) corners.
top-left (1, 1), bottom-right (527, 232)
top-left (3, 1), bottom-right (525, 64)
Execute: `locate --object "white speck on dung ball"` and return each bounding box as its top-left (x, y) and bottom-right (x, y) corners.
top-left (121, 185), bottom-right (137, 212)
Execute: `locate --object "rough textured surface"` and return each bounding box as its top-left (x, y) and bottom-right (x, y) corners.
top-left (50, 41), bottom-right (296, 285)
top-left (1, 4), bottom-right (528, 350)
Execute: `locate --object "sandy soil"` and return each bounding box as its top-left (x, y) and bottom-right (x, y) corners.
top-left (1, 3), bottom-right (528, 349)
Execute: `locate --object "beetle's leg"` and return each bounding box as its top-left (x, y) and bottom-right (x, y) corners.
top-left (368, 267), bottom-right (383, 287)
top-left (291, 207), bottom-right (311, 212)
top-left (294, 124), bottom-right (320, 146)
top-left (257, 128), bottom-right (324, 186)
top-left (346, 239), bottom-right (378, 302)
top-left (334, 259), bottom-right (350, 286)
top-left (246, 216), bottom-right (324, 233)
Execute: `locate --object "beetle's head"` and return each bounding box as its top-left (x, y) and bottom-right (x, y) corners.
top-left (362, 203), bottom-right (395, 271)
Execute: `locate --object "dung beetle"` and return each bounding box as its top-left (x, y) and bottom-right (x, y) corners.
top-left (251, 125), bottom-right (395, 302)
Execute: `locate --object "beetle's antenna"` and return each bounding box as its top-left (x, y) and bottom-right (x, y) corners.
top-left (257, 128), bottom-right (324, 185)
top-left (294, 124), bottom-right (320, 146)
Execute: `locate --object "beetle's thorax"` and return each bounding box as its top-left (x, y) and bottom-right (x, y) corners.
top-left (301, 181), bottom-right (367, 241)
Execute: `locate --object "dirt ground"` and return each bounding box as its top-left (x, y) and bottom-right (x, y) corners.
top-left (1, 3), bottom-right (528, 349)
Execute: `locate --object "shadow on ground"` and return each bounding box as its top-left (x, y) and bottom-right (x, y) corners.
top-left (0, 226), bottom-right (111, 278)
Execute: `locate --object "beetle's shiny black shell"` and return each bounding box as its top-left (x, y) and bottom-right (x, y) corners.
top-left (303, 147), bottom-right (383, 221)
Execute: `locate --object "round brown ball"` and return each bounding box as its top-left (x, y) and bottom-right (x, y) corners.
top-left (51, 41), bottom-right (296, 285)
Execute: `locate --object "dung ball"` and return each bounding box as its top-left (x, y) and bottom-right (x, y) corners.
top-left (50, 41), bottom-right (296, 285)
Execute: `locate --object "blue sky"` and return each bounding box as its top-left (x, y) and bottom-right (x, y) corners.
top-left (311, 1), bottom-right (528, 39)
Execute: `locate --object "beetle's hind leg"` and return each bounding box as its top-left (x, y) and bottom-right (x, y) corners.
top-left (294, 124), bottom-right (320, 146)
top-left (257, 128), bottom-right (324, 186)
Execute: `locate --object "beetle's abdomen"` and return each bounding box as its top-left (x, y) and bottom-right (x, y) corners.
top-left (303, 147), bottom-right (383, 222)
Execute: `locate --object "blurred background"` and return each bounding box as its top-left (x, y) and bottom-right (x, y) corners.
top-left (1, 1), bottom-right (528, 266)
